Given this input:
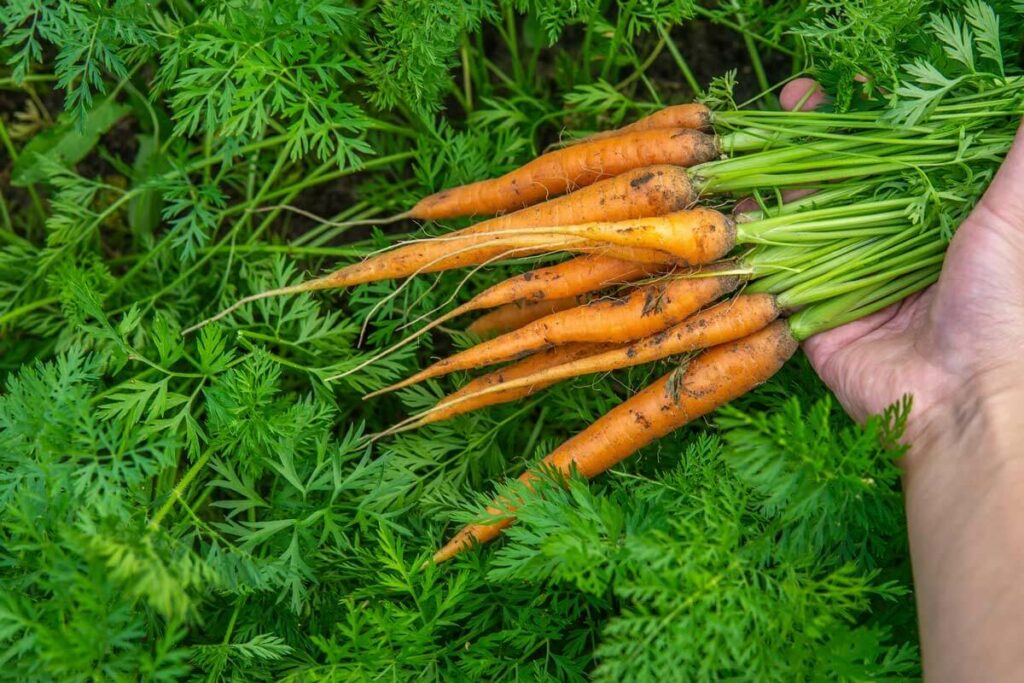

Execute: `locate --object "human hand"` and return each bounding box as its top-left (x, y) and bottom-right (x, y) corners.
top-left (779, 78), bottom-right (1024, 452)
top-left (780, 78), bottom-right (1024, 681)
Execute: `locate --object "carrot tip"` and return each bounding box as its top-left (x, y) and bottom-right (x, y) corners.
top-left (366, 423), bottom-right (412, 443)
top-left (365, 430), bottom-right (388, 443)
top-left (182, 277), bottom-right (340, 337)
top-left (248, 204), bottom-right (413, 229)
top-left (432, 538), bottom-right (466, 565)
top-left (363, 380), bottom-right (411, 399)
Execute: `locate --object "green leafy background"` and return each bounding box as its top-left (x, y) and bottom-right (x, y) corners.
top-left (1, 1), bottom-right (1021, 680)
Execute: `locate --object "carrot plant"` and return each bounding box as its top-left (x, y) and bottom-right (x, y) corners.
top-left (1, 1), bottom-right (1021, 680)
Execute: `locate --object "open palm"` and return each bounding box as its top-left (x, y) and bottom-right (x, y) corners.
top-left (780, 80), bottom-right (1024, 445)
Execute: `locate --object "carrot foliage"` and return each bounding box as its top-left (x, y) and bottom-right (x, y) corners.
top-left (1, 1), bottom-right (1021, 680)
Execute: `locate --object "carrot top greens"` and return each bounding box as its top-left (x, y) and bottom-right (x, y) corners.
top-left (0, 0), bottom-right (1021, 680)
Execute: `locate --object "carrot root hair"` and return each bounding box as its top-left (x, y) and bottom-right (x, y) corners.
top-left (250, 205), bottom-right (413, 229)
top-left (181, 278), bottom-right (335, 336)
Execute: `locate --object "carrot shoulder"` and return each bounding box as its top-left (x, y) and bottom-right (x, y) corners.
top-left (579, 103), bottom-right (713, 143)
top-left (433, 320), bottom-right (798, 562)
top-left (410, 129), bottom-right (718, 221)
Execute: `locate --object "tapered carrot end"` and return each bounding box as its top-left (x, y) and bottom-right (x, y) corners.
top-left (432, 519), bottom-right (510, 564)
top-left (361, 367), bottom-right (434, 397)
top-left (334, 210), bottom-right (413, 228)
top-left (432, 530), bottom-right (473, 564)
top-left (365, 416), bottom-right (421, 442)
top-left (181, 279), bottom-right (332, 336)
top-left (332, 304), bottom-right (474, 382)
top-left (252, 205), bottom-right (414, 229)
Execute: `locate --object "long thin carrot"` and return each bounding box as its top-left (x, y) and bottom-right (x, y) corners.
top-left (332, 255), bottom-right (671, 381)
top-left (410, 128), bottom-right (718, 221)
top-left (466, 255), bottom-right (669, 315)
top-left (443, 207), bottom-right (733, 264)
top-left (364, 271), bottom-right (739, 397)
top-left (575, 104), bottom-right (713, 144)
top-left (345, 207), bottom-right (731, 281)
top-left (401, 294), bottom-right (780, 430)
top-left (184, 166), bottom-right (696, 334)
top-left (465, 295), bottom-right (584, 337)
top-left (432, 320), bottom-right (799, 563)
top-left (419, 342), bottom-right (616, 426)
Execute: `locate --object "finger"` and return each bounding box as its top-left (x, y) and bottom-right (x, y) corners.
top-left (779, 78), bottom-right (827, 112)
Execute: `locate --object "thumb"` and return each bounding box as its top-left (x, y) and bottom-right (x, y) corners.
top-left (975, 118), bottom-right (1024, 228)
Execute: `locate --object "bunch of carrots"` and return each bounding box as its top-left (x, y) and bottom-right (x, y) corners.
top-left (188, 86), bottom-right (1023, 563)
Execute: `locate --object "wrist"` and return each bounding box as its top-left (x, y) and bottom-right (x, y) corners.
top-left (904, 364), bottom-right (1024, 475)
top-left (899, 364), bottom-right (1024, 680)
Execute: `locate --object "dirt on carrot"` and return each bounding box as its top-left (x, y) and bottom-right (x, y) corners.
top-left (367, 271), bottom-right (740, 397)
top-left (410, 129), bottom-right (718, 220)
top-left (408, 294), bottom-right (781, 426)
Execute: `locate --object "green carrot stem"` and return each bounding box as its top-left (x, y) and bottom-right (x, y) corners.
top-left (752, 223), bottom-right (939, 297)
top-left (777, 240), bottom-right (945, 307)
top-left (784, 252), bottom-right (945, 306)
top-left (743, 239), bottom-right (870, 283)
top-left (740, 198), bottom-right (913, 233)
top-left (718, 128), bottom-right (800, 154)
top-left (789, 265), bottom-right (942, 340)
top-left (700, 137), bottom-right (889, 176)
top-left (705, 161), bottom-right (930, 193)
top-left (720, 121), bottom-right (974, 148)
top-left (739, 184), bottom-right (880, 221)
top-left (741, 212), bottom-right (912, 244)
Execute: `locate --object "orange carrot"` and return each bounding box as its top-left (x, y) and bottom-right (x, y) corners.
top-left (372, 342), bottom-right (619, 441)
top-left (425, 343), bottom-right (616, 424)
top-left (432, 320), bottom-right (799, 562)
top-left (467, 255), bottom-right (669, 314)
top-left (411, 129), bottom-right (718, 221)
top-left (404, 294), bottom-right (780, 429)
top-left (466, 296), bottom-right (584, 337)
top-left (343, 207), bottom-right (731, 286)
top-left (577, 104), bottom-right (713, 144)
top-left (330, 255), bottom-right (669, 382)
top-left (459, 253), bottom-right (671, 337)
top-left (366, 271), bottom-right (739, 398)
top-left (184, 166), bottom-right (696, 334)
top-left (446, 207), bottom-right (733, 264)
